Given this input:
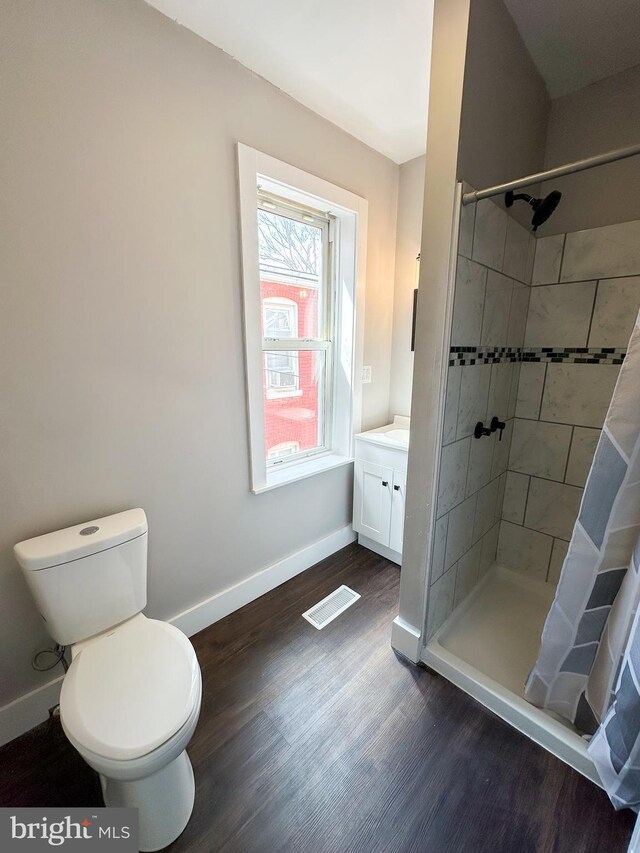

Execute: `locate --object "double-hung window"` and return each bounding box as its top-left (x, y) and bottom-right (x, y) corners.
top-left (258, 195), bottom-right (332, 462)
top-left (238, 145), bottom-right (368, 493)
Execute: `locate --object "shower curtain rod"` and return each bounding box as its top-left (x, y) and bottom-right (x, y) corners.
top-left (462, 142), bottom-right (640, 205)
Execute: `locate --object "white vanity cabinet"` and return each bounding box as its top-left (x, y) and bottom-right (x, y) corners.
top-left (352, 417), bottom-right (409, 566)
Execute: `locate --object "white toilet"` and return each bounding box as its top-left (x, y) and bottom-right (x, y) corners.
top-left (14, 508), bottom-right (202, 852)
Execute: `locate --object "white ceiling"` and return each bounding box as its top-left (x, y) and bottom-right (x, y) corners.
top-left (144, 0), bottom-right (433, 164)
top-left (504, 0), bottom-right (640, 98)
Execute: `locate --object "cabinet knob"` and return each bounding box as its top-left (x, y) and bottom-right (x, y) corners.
top-left (394, 485), bottom-right (400, 491)
top-left (381, 480), bottom-right (389, 487)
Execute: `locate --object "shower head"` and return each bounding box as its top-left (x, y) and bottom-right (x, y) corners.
top-left (505, 189), bottom-right (562, 231)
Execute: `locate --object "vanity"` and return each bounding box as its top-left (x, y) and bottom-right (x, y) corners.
top-left (352, 416), bottom-right (409, 566)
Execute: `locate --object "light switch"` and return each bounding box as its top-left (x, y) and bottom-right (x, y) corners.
top-left (362, 365), bottom-right (372, 384)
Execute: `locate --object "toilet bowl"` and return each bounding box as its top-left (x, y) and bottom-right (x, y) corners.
top-left (14, 509), bottom-right (202, 852)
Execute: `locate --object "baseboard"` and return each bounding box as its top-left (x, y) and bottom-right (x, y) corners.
top-left (171, 524), bottom-right (357, 637)
top-left (391, 616), bottom-right (422, 663)
top-left (0, 676), bottom-right (64, 748)
top-left (0, 523), bottom-right (356, 747)
top-left (357, 534), bottom-right (402, 566)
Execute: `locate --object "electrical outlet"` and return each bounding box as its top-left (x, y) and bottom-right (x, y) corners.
top-left (361, 365), bottom-right (372, 384)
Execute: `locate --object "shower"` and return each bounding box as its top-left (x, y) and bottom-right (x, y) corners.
top-left (504, 189), bottom-right (562, 231)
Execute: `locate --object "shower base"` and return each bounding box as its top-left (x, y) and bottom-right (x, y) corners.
top-left (423, 564), bottom-right (600, 785)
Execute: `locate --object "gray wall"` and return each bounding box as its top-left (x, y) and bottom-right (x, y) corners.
top-left (0, 0), bottom-right (400, 708)
top-left (389, 155), bottom-right (425, 418)
top-left (542, 64), bottom-right (640, 235)
top-left (457, 0), bottom-right (550, 227)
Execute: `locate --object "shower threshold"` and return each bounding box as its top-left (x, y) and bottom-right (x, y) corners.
top-left (423, 564), bottom-right (601, 786)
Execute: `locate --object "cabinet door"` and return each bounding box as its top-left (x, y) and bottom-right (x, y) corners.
top-left (389, 470), bottom-right (406, 555)
top-left (353, 460), bottom-right (393, 546)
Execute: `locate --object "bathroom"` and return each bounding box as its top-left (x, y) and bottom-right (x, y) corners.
top-left (1, 0), bottom-right (640, 851)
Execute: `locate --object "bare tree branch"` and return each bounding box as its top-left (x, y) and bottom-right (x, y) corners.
top-left (258, 211), bottom-right (320, 276)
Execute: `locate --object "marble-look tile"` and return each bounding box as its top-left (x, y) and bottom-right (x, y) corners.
top-left (480, 523), bottom-right (500, 576)
top-left (456, 364), bottom-right (491, 440)
top-left (472, 198), bottom-right (508, 271)
top-left (515, 362), bottom-right (546, 419)
top-left (481, 271), bottom-right (513, 346)
top-left (532, 234), bottom-right (564, 285)
top-left (437, 438), bottom-right (471, 517)
top-left (431, 513), bottom-right (448, 583)
top-left (524, 477), bottom-right (583, 540)
top-left (427, 565), bottom-right (456, 638)
top-left (507, 282), bottom-right (530, 347)
top-left (540, 364), bottom-right (620, 428)
top-left (497, 520), bottom-right (553, 578)
top-left (547, 538), bottom-right (568, 585)
top-left (454, 541), bottom-right (482, 606)
top-left (503, 217), bottom-right (530, 283)
top-left (451, 256), bottom-right (487, 345)
top-left (494, 472), bottom-right (507, 525)
top-left (561, 219), bottom-right (640, 282)
top-left (488, 362), bottom-right (514, 423)
top-left (458, 191), bottom-right (476, 259)
top-left (466, 431), bottom-right (495, 496)
top-left (445, 494), bottom-right (476, 570)
top-left (503, 471), bottom-right (529, 524)
top-left (507, 362), bottom-right (521, 420)
top-left (524, 281), bottom-right (597, 348)
top-left (565, 427), bottom-right (600, 488)
top-left (525, 232), bottom-right (536, 285)
top-left (443, 367), bottom-right (461, 445)
top-left (509, 417), bottom-right (572, 480)
top-left (491, 418), bottom-right (513, 479)
top-left (473, 476), bottom-right (500, 541)
top-left (589, 276), bottom-right (640, 348)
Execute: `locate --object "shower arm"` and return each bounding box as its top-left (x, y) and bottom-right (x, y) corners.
top-left (462, 142), bottom-right (640, 206)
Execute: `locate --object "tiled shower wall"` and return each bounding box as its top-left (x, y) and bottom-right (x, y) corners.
top-left (497, 218), bottom-right (640, 582)
top-left (427, 197), bottom-right (535, 637)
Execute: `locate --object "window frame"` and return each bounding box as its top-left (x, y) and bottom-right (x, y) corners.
top-left (237, 144), bottom-right (367, 494)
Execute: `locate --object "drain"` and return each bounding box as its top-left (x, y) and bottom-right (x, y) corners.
top-left (302, 585), bottom-right (361, 629)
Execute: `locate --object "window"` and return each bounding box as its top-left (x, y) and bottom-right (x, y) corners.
top-left (238, 145), bottom-right (368, 493)
top-left (262, 297), bottom-right (301, 399)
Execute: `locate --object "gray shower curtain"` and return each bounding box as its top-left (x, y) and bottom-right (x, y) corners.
top-left (525, 311), bottom-right (640, 808)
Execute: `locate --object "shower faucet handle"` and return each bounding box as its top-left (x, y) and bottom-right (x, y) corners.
top-left (490, 416), bottom-right (506, 441)
top-left (474, 421), bottom-right (492, 439)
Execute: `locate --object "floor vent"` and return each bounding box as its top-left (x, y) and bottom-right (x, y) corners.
top-left (302, 585), bottom-right (361, 630)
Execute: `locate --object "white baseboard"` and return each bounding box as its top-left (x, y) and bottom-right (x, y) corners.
top-left (391, 615), bottom-right (422, 663)
top-left (0, 676), bottom-right (64, 748)
top-left (0, 524), bottom-right (356, 747)
top-left (357, 534), bottom-right (402, 566)
top-left (171, 524), bottom-right (356, 636)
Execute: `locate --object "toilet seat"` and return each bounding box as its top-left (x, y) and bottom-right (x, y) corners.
top-left (60, 615), bottom-right (200, 762)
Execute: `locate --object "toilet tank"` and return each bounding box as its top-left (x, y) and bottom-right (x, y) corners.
top-left (14, 509), bottom-right (148, 646)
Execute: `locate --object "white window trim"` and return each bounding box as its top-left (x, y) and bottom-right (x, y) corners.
top-left (237, 143), bottom-right (367, 494)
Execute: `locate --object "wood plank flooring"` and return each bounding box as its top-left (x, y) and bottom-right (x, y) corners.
top-left (0, 543), bottom-right (634, 851)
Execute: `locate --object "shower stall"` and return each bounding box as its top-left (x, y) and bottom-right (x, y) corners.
top-left (417, 145), bottom-right (640, 789)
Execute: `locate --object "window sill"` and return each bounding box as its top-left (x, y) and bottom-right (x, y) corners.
top-left (252, 453), bottom-right (352, 494)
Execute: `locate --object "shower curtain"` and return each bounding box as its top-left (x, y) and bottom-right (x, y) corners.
top-left (525, 311), bottom-right (640, 808)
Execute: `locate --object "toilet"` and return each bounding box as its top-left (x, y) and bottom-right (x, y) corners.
top-left (14, 508), bottom-right (202, 852)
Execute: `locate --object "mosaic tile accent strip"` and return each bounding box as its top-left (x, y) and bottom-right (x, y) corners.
top-left (449, 346), bottom-right (520, 367)
top-left (522, 347), bottom-right (626, 366)
top-left (449, 346), bottom-right (627, 367)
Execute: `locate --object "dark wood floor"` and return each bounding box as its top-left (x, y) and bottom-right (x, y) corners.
top-left (0, 543), bottom-right (634, 852)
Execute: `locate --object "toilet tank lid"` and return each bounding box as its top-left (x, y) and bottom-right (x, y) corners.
top-left (14, 508), bottom-right (148, 572)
